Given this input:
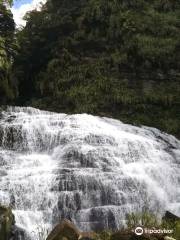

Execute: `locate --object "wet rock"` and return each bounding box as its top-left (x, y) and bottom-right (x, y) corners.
top-left (0, 170), bottom-right (7, 177)
top-left (6, 116), bottom-right (16, 123)
top-left (0, 205), bottom-right (15, 240)
top-left (46, 219), bottom-right (80, 240)
top-left (84, 134), bottom-right (117, 146)
top-left (89, 208), bottom-right (117, 231)
top-left (0, 112), bottom-right (3, 120)
top-left (10, 226), bottom-right (31, 240)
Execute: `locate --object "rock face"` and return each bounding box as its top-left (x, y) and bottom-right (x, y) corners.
top-left (79, 232), bottom-right (96, 240)
top-left (46, 220), bottom-right (97, 240)
top-left (162, 211), bottom-right (180, 222)
top-left (0, 205), bottom-right (14, 240)
top-left (46, 220), bottom-right (80, 240)
top-left (10, 227), bottom-right (31, 240)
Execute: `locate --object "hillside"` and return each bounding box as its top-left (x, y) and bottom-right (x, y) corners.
top-left (1, 0), bottom-right (180, 137)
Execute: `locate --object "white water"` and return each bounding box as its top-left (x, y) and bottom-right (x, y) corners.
top-left (0, 107), bottom-right (179, 239)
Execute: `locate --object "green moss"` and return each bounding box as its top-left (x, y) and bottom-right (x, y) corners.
top-left (0, 205), bottom-right (14, 240)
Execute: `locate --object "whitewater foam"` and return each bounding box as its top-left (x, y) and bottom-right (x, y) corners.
top-left (0, 107), bottom-right (179, 239)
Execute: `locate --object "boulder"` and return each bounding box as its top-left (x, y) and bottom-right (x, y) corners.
top-left (0, 205), bottom-right (15, 240)
top-left (46, 220), bottom-right (80, 240)
top-left (78, 232), bottom-right (97, 240)
top-left (162, 211), bottom-right (180, 222)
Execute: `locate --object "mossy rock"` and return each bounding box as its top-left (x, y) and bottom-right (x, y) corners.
top-left (79, 232), bottom-right (97, 240)
top-left (0, 205), bottom-right (14, 240)
top-left (162, 211), bottom-right (180, 223)
top-left (46, 220), bottom-right (80, 240)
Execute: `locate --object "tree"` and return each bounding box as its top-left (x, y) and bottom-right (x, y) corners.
top-left (0, 0), bottom-right (16, 104)
top-left (13, 0), bottom-right (180, 137)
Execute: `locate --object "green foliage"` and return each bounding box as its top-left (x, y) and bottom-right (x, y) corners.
top-left (161, 219), bottom-right (180, 239)
top-left (95, 231), bottom-right (112, 240)
top-left (0, 0), bottom-right (13, 7)
top-left (0, 1), bottom-right (16, 104)
top-left (174, 221), bottom-right (180, 239)
top-left (126, 212), bottom-right (180, 240)
top-left (126, 212), bottom-right (159, 229)
top-left (12, 0), bottom-right (180, 137)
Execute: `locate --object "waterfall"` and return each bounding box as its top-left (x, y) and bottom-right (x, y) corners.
top-left (0, 107), bottom-right (179, 239)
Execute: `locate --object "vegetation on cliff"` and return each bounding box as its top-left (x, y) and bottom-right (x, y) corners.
top-left (0, 0), bottom-right (16, 104)
top-left (0, 0), bottom-right (180, 137)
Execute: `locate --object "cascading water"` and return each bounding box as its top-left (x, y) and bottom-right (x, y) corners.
top-left (0, 107), bottom-right (179, 239)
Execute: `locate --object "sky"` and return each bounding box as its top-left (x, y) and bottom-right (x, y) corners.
top-left (12, 0), bottom-right (47, 27)
top-left (13, 0), bottom-right (31, 8)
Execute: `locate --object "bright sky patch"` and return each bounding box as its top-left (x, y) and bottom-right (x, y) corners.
top-left (12, 0), bottom-right (46, 27)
